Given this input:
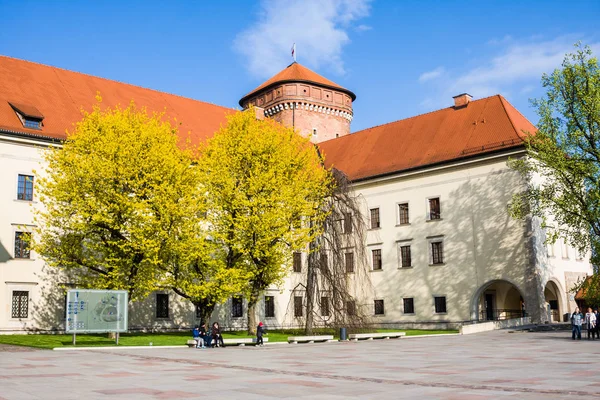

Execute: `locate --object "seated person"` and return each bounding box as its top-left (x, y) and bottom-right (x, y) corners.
top-left (211, 322), bottom-right (225, 348)
top-left (192, 326), bottom-right (203, 349)
top-left (199, 323), bottom-right (211, 348)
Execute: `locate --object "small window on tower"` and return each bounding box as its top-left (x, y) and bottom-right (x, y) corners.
top-left (313, 129), bottom-right (317, 137)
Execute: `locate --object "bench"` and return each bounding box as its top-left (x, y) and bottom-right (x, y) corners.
top-left (287, 335), bottom-right (334, 344)
top-left (348, 332), bottom-right (405, 341)
top-left (187, 338), bottom-right (269, 347)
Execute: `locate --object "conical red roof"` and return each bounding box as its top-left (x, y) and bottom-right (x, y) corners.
top-left (239, 62), bottom-right (355, 106)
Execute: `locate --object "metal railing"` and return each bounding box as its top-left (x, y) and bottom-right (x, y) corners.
top-left (479, 309), bottom-right (526, 321)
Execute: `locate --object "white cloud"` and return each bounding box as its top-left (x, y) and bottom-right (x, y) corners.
top-left (355, 24), bottom-right (372, 32)
top-left (234, 0), bottom-right (371, 78)
top-left (418, 67), bottom-right (445, 83)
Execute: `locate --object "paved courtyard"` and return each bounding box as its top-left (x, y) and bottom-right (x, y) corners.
top-left (1, 330), bottom-right (599, 399)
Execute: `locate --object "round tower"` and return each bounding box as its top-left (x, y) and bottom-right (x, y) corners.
top-left (239, 62), bottom-right (355, 143)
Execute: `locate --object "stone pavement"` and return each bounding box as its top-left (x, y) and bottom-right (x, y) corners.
top-left (1, 330), bottom-right (599, 399)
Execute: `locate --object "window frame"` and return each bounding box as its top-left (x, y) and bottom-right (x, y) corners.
top-left (231, 296), bottom-right (244, 318)
top-left (293, 251), bottom-right (302, 273)
top-left (14, 231), bottom-right (32, 259)
top-left (294, 296), bottom-right (303, 318)
top-left (264, 295), bottom-right (275, 318)
top-left (403, 297), bottom-right (415, 315)
top-left (371, 248), bottom-right (382, 271)
top-left (344, 251), bottom-right (355, 273)
top-left (320, 296), bottom-right (330, 317)
top-left (374, 299), bottom-right (385, 316)
top-left (427, 196), bottom-right (442, 221)
top-left (343, 212), bottom-right (353, 234)
top-left (346, 300), bottom-right (356, 316)
top-left (428, 236), bottom-right (445, 265)
top-left (397, 202), bottom-right (410, 225)
top-left (11, 290), bottom-right (29, 319)
top-left (397, 240), bottom-right (412, 268)
top-left (155, 293), bottom-right (169, 319)
top-left (369, 207), bottom-right (380, 229)
top-left (16, 174), bottom-right (34, 201)
top-left (434, 296), bottom-right (447, 314)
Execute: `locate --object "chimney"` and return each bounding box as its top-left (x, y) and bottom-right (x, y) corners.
top-left (254, 106), bottom-right (265, 120)
top-left (453, 93), bottom-right (472, 108)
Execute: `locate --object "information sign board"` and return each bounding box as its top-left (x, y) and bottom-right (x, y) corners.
top-left (66, 289), bottom-right (128, 333)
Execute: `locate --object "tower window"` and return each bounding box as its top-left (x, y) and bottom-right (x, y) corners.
top-left (313, 129), bottom-right (317, 137)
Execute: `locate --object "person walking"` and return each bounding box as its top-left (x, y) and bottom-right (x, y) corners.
top-left (594, 309), bottom-right (600, 339)
top-left (572, 307), bottom-right (583, 340)
top-left (212, 322), bottom-right (225, 348)
top-left (256, 322), bottom-right (265, 346)
top-left (586, 307), bottom-right (597, 340)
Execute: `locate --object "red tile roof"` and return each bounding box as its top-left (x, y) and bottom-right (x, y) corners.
top-left (0, 55), bottom-right (233, 142)
top-left (239, 62), bottom-right (356, 106)
top-left (318, 95), bottom-right (537, 181)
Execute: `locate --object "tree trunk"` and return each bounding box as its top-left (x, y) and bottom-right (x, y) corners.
top-left (247, 296), bottom-right (258, 335)
top-left (305, 249), bottom-right (318, 335)
top-left (193, 300), bottom-right (215, 327)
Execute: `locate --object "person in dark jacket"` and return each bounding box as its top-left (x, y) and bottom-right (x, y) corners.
top-left (211, 322), bottom-right (225, 348)
top-left (199, 323), bottom-right (211, 348)
top-left (594, 309), bottom-right (600, 339)
top-left (256, 322), bottom-right (266, 346)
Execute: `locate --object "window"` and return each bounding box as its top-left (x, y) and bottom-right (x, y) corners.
top-left (321, 297), bottom-right (330, 317)
top-left (431, 241), bottom-right (444, 265)
top-left (156, 293), bottom-right (169, 318)
top-left (232, 296), bottom-right (243, 318)
top-left (345, 252), bottom-right (355, 273)
top-left (370, 208), bottom-right (380, 229)
top-left (403, 298), bottom-right (415, 314)
top-left (374, 299), bottom-right (385, 315)
top-left (434, 296), bottom-right (447, 313)
top-left (561, 241), bottom-right (569, 259)
top-left (11, 291), bottom-right (29, 318)
top-left (17, 174), bottom-right (34, 201)
top-left (294, 296), bottom-right (303, 317)
top-left (428, 198), bottom-right (441, 220)
top-left (14, 232), bottom-right (31, 259)
top-left (547, 242), bottom-right (555, 257)
top-left (319, 253), bottom-right (328, 274)
top-left (265, 296), bottom-right (275, 318)
top-left (399, 245), bottom-right (412, 268)
top-left (313, 128), bottom-right (317, 137)
top-left (343, 213), bottom-right (353, 233)
top-left (23, 119), bottom-right (41, 129)
top-left (293, 252), bottom-right (302, 272)
top-left (346, 300), bottom-right (356, 316)
top-left (398, 203), bottom-right (409, 225)
top-left (372, 249), bottom-right (382, 270)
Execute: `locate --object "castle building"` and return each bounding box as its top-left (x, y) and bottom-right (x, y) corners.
top-left (0, 55), bottom-right (591, 332)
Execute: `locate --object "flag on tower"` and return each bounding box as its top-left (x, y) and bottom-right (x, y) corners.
top-left (291, 43), bottom-right (296, 62)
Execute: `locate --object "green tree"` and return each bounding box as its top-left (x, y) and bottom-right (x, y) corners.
top-left (509, 44), bottom-right (600, 303)
top-left (35, 98), bottom-right (247, 317)
top-left (197, 108), bottom-right (333, 334)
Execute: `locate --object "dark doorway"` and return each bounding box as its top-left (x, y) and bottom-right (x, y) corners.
top-left (485, 294), bottom-right (495, 321)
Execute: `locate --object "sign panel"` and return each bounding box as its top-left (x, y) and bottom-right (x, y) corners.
top-left (66, 289), bottom-right (128, 333)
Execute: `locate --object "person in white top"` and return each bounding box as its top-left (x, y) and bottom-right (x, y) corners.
top-left (585, 307), bottom-right (597, 340)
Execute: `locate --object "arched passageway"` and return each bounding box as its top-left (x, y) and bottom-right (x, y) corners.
top-left (544, 280), bottom-right (563, 322)
top-left (472, 280), bottom-right (526, 321)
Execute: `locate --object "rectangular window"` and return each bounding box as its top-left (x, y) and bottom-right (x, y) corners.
top-left (319, 253), bottom-right (328, 274)
top-left (403, 298), bottom-right (415, 314)
top-left (561, 241), bottom-right (569, 259)
top-left (345, 252), bottom-right (355, 273)
top-left (372, 249), bottom-right (382, 270)
top-left (434, 296), bottom-right (447, 313)
top-left (398, 203), bottom-right (409, 225)
top-left (294, 296), bottom-right (303, 317)
top-left (264, 296), bottom-right (275, 318)
top-left (346, 300), bottom-right (356, 316)
top-left (17, 174), bottom-right (34, 201)
top-left (547, 243), bottom-right (555, 257)
top-left (429, 198), bottom-right (441, 220)
top-left (156, 293), bottom-right (169, 318)
top-left (343, 213), bottom-right (353, 233)
top-left (400, 245), bottom-right (412, 268)
top-left (14, 232), bottom-right (31, 259)
top-left (321, 296), bottom-right (330, 317)
top-left (11, 291), bottom-right (29, 318)
top-left (370, 208), bottom-right (380, 229)
top-left (232, 296), bottom-right (243, 318)
top-left (431, 241), bottom-right (444, 265)
top-left (293, 252), bottom-right (302, 272)
top-left (374, 299), bottom-right (385, 315)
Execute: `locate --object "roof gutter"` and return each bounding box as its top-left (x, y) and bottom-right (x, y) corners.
top-left (239, 79), bottom-right (357, 107)
top-left (0, 127), bottom-right (64, 144)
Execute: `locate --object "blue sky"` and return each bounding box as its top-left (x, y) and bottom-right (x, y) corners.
top-left (1, 0), bottom-right (598, 132)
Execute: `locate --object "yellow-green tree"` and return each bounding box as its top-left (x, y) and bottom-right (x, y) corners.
top-left (35, 99), bottom-right (248, 319)
top-left (197, 109), bottom-right (333, 333)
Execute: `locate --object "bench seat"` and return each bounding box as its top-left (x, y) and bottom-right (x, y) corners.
top-left (348, 332), bottom-right (405, 341)
top-left (287, 335), bottom-right (334, 344)
top-left (187, 338), bottom-right (268, 347)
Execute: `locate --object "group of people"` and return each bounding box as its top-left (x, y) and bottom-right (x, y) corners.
top-left (192, 322), bottom-right (225, 349)
top-left (571, 307), bottom-right (599, 340)
top-left (192, 321), bottom-right (267, 348)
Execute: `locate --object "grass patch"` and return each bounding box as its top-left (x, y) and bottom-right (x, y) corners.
top-left (0, 328), bottom-right (458, 349)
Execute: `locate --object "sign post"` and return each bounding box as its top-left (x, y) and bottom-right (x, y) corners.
top-left (66, 289), bottom-right (128, 345)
